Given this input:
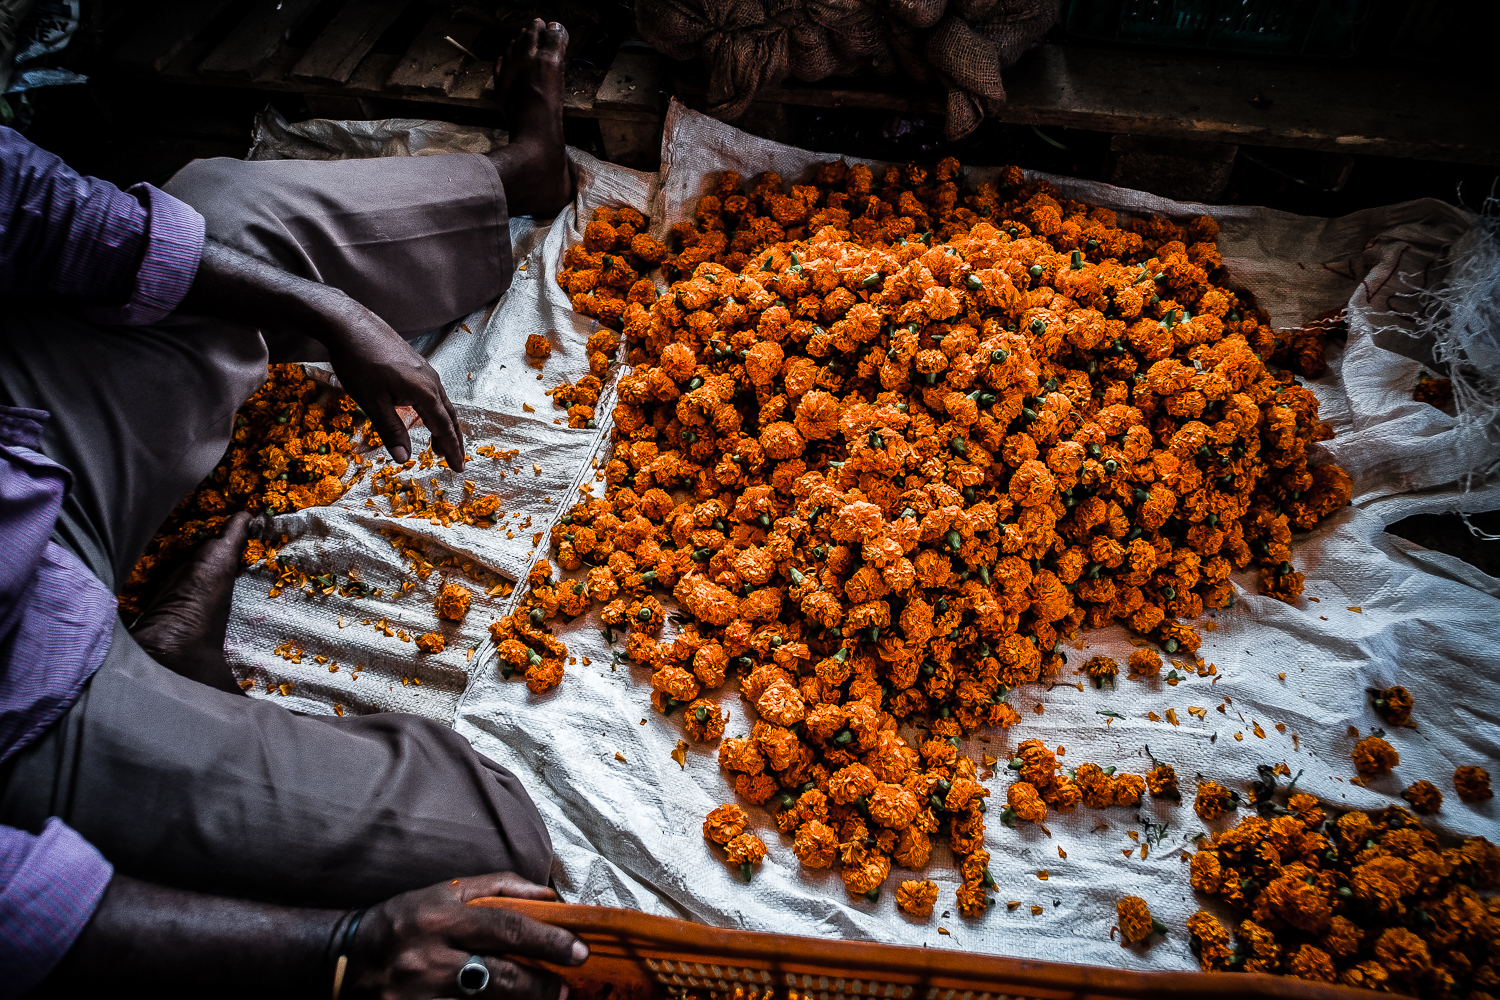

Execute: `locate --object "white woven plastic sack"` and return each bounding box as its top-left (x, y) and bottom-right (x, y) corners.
top-left (227, 102), bottom-right (1499, 972)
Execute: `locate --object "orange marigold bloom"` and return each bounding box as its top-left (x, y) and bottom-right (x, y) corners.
top-left (1194, 781), bottom-right (1237, 821)
top-left (1146, 762), bottom-right (1179, 800)
top-left (793, 820), bottom-right (839, 868)
top-left (724, 832), bottom-right (768, 866)
top-left (1115, 895), bottom-right (1158, 945)
top-left (954, 882), bottom-right (989, 917)
top-left (703, 803), bottom-right (748, 845)
top-left (684, 698), bottom-right (726, 742)
top-left (895, 879), bottom-right (938, 918)
top-left (434, 582), bottom-right (471, 621)
top-left (415, 632), bottom-right (444, 653)
top-left (1371, 685), bottom-right (1413, 726)
top-left (1013, 738), bottom-right (1057, 787)
top-left (1186, 911), bottom-right (1232, 970)
top-left (1400, 779), bottom-right (1442, 815)
top-left (1373, 926), bottom-right (1430, 979)
top-left (1127, 648), bottom-right (1162, 678)
top-left (524, 333), bottom-right (553, 360)
top-left (1455, 764), bottom-right (1492, 802)
top-left (1006, 781), bottom-right (1047, 824)
top-left (1286, 944), bottom-right (1335, 982)
top-left (1351, 735), bottom-right (1399, 776)
top-left (1082, 654), bottom-right (1117, 689)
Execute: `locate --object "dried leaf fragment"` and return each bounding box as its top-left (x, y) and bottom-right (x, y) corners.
top-left (672, 740), bottom-right (688, 770)
top-left (615, 752), bottom-right (628, 763)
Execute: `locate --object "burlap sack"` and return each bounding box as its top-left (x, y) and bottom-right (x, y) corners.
top-left (637, 0), bottom-right (1058, 140)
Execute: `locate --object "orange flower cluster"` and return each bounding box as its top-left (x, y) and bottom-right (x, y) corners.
top-left (1413, 374), bottom-right (1453, 411)
top-left (998, 740), bottom-right (1147, 827)
top-left (1353, 735), bottom-right (1400, 777)
top-left (1372, 685), bottom-right (1414, 727)
top-left (536, 157), bottom-right (1350, 906)
top-left (895, 878), bottom-right (938, 917)
top-left (1116, 895), bottom-right (1164, 945)
top-left (120, 364), bottom-right (378, 615)
top-left (1187, 799), bottom-right (1499, 997)
top-left (1455, 765), bottom-right (1492, 803)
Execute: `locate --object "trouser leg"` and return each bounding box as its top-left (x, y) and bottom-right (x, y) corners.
top-left (0, 150), bottom-right (548, 899)
top-left (0, 621), bottom-right (552, 906)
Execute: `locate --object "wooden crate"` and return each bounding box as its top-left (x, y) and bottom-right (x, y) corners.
top-left (471, 897), bottom-right (1374, 1000)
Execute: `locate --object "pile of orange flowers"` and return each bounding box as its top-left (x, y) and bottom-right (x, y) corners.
top-left (1187, 793), bottom-right (1498, 997)
top-left (120, 364), bottom-right (379, 616)
top-left (500, 156), bottom-right (1353, 910)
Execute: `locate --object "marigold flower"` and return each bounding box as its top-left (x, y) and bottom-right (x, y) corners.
top-left (1146, 762), bottom-right (1179, 800)
top-left (1006, 781), bottom-right (1047, 824)
top-left (1186, 911), bottom-right (1231, 970)
top-left (1454, 764), bottom-right (1492, 802)
top-left (1116, 896), bottom-right (1159, 945)
top-left (435, 582), bottom-right (471, 622)
top-left (1400, 779), bottom-right (1442, 815)
top-left (703, 803), bottom-right (748, 845)
top-left (415, 632), bottom-right (445, 653)
top-left (724, 832), bottom-right (767, 866)
top-left (1127, 648), bottom-right (1161, 678)
top-left (1371, 685), bottom-right (1413, 726)
top-left (954, 883), bottom-right (989, 916)
top-left (684, 698), bottom-right (726, 742)
top-left (1082, 654), bottom-right (1118, 689)
top-left (793, 820), bottom-right (839, 868)
top-left (895, 879), bottom-right (938, 918)
top-left (1194, 781), bottom-right (1237, 821)
top-left (1352, 735), bottom-right (1399, 777)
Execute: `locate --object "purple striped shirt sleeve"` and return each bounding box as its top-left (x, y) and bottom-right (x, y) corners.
top-left (0, 818), bottom-right (113, 996)
top-left (1, 125), bottom-right (204, 326)
top-left (84, 182), bottom-right (205, 326)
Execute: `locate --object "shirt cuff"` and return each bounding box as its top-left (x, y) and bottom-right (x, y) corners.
top-left (80, 183), bottom-right (205, 326)
top-left (0, 818), bottom-right (113, 995)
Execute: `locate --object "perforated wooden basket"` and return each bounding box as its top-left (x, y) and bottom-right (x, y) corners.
top-left (469, 898), bottom-right (1368, 1000)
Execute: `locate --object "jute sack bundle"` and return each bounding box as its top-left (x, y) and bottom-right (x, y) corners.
top-left (636, 0), bottom-right (1059, 140)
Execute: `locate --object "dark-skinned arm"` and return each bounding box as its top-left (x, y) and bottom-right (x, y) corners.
top-left (39, 872), bottom-right (584, 1000)
top-left (177, 241), bottom-right (465, 471)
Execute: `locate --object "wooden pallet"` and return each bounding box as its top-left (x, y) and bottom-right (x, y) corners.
top-left (109, 0), bottom-right (667, 167)
top-left (107, 0), bottom-right (1499, 175)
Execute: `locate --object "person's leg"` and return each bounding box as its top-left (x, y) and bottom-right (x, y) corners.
top-left (0, 620), bottom-right (552, 907)
top-left (0, 19), bottom-right (572, 897)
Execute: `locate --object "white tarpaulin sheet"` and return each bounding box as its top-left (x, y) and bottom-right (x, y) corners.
top-left (227, 102), bottom-right (1499, 971)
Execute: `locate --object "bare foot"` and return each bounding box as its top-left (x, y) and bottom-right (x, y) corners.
top-left (130, 512), bottom-right (252, 696)
top-left (491, 19), bottom-right (573, 217)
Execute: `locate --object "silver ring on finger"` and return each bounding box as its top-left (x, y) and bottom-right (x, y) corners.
top-left (457, 954), bottom-right (490, 996)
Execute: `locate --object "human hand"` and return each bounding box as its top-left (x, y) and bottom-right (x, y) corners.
top-left (178, 241), bottom-right (465, 470)
top-left (316, 292), bottom-right (465, 471)
top-left (345, 873), bottom-right (586, 1000)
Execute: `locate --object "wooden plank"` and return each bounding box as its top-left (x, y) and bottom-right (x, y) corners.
top-left (113, 0), bottom-right (238, 74)
top-left (199, 0), bottom-right (322, 79)
top-left (762, 45), bottom-right (1500, 165)
top-left (290, 0), bottom-right (408, 85)
top-left (385, 13), bottom-right (480, 96)
top-left (594, 49), bottom-right (666, 113)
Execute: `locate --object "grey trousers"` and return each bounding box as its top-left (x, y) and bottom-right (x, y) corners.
top-left (0, 152), bottom-right (552, 906)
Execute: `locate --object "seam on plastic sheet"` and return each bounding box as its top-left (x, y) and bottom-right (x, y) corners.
top-left (491, 361), bottom-right (623, 621)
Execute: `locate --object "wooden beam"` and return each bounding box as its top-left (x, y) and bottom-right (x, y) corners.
top-left (385, 13), bottom-right (480, 96)
top-left (291, 0), bottom-right (409, 86)
top-left (198, 0), bottom-right (322, 79)
top-left (760, 45), bottom-right (1500, 165)
top-left (594, 49), bottom-right (667, 114)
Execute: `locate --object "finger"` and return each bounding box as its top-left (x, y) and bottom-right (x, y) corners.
top-left (364, 393), bottom-right (412, 464)
top-left (445, 872), bottom-right (557, 904)
top-left (414, 381), bottom-right (464, 472)
top-left (480, 957), bottom-right (567, 1000)
top-left (449, 906), bottom-right (588, 967)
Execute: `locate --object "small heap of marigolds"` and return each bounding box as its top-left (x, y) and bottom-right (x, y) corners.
top-left (121, 364), bottom-right (380, 616)
top-left (506, 157), bottom-right (1363, 918)
top-left (1187, 798), bottom-right (1499, 996)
